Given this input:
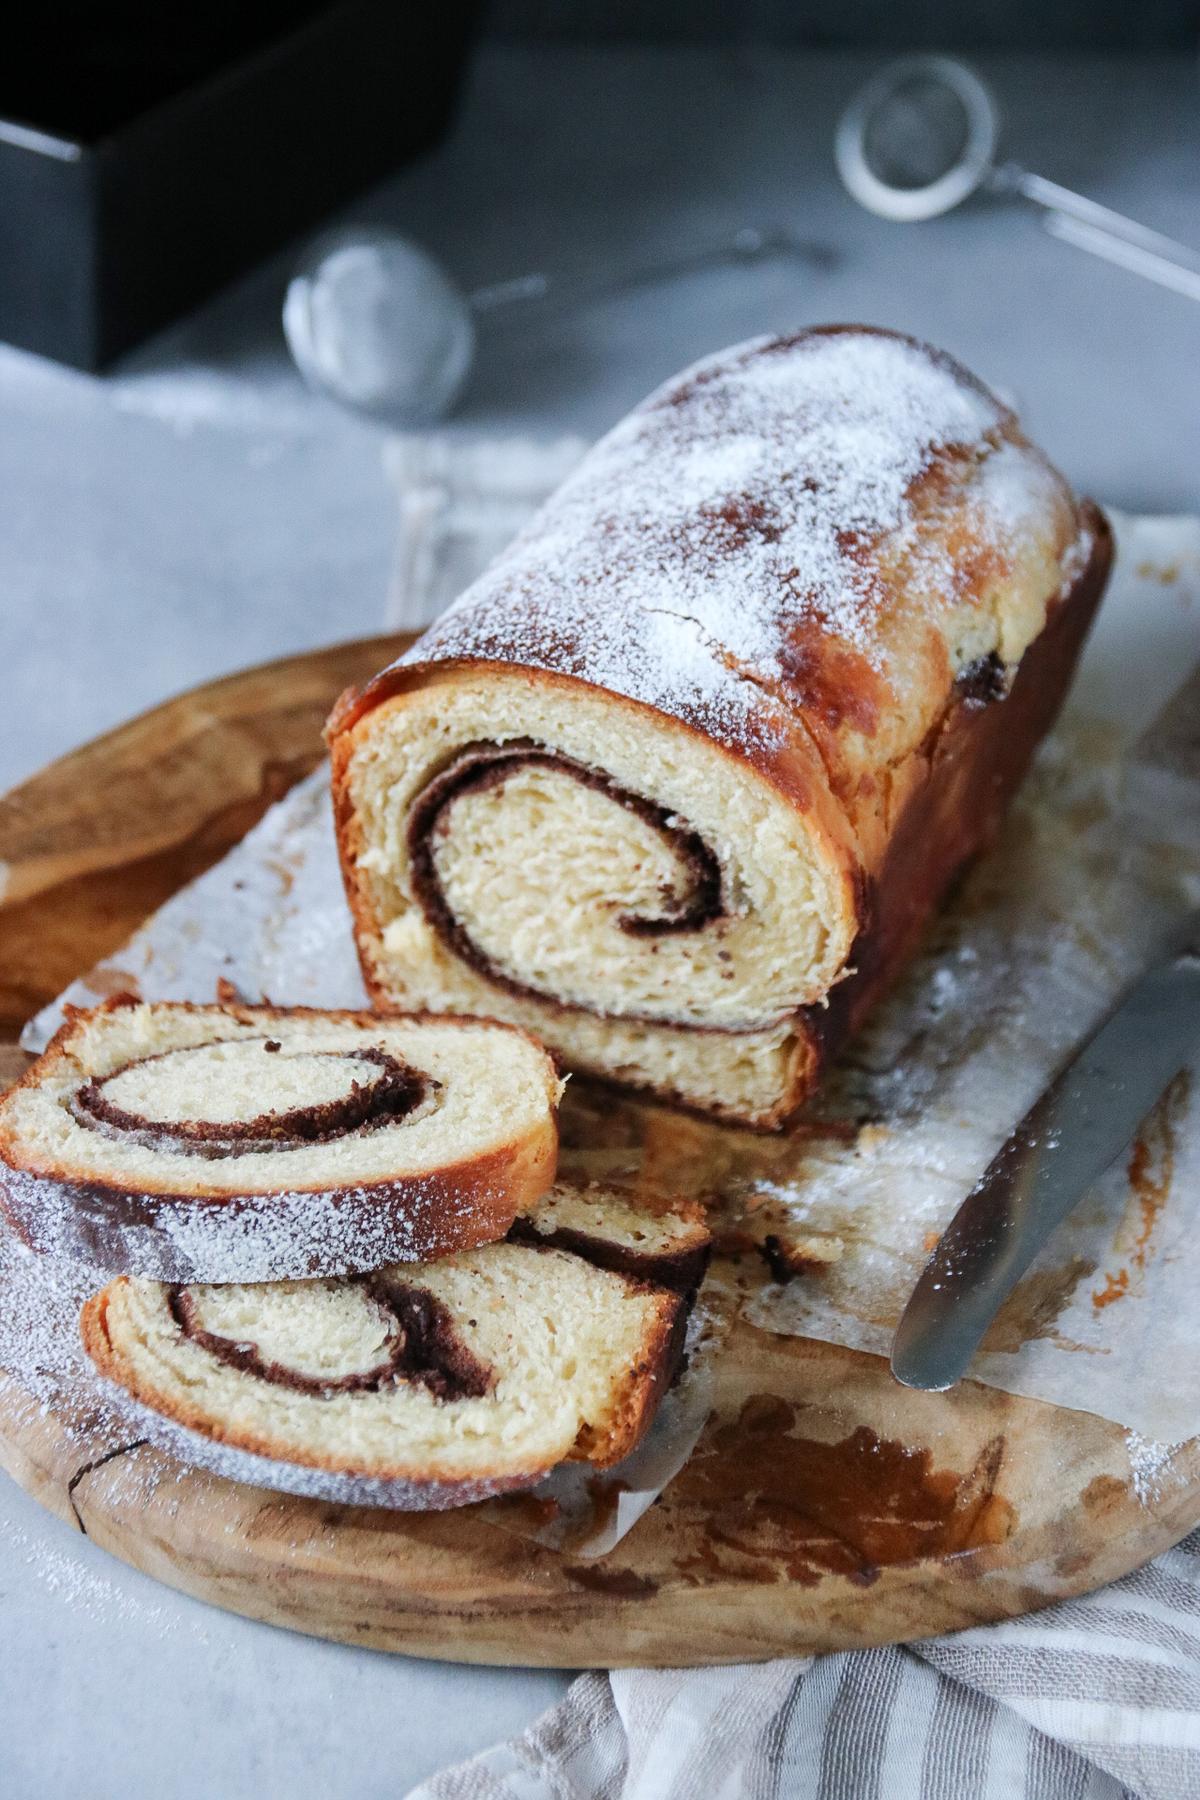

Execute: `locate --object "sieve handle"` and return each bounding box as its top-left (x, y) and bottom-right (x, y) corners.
top-left (1044, 214), bottom-right (1200, 304)
top-left (992, 162), bottom-right (1200, 296)
top-left (467, 228), bottom-right (825, 321)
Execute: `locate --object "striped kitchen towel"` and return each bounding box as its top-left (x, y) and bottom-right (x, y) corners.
top-left (407, 1527), bottom-right (1200, 1800)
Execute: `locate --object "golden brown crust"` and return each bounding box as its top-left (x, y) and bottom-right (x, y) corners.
top-left (796, 504), bottom-right (1112, 1080)
top-left (570, 1283), bottom-right (688, 1467)
top-left (330, 515), bottom-right (1109, 1134)
top-left (682, 501), bottom-right (1110, 1128)
top-left (0, 1002), bottom-right (559, 1281)
top-left (328, 328), bottom-right (1081, 800)
top-left (723, 506), bottom-right (1111, 1127)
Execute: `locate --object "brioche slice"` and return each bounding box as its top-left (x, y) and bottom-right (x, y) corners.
top-left (81, 1238), bottom-right (688, 1509)
top-left (511, 1180), bottom-right (711, 1292)
top-left (0, 1000), bottom-right (562, 1283)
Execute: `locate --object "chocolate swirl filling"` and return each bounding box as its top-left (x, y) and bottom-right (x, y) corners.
top-left (955, 650), bottom-right (1010, 706)
top-left (72, 1041), bottom-right (433, 1159)
top-left (168, 1278), bottom-right (494, 1402)
top-left (407, 740), bottom-right (726, 1003)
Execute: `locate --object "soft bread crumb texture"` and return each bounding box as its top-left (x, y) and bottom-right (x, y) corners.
top-left (0, 1003), bottom-right (563, 1197)
top-left (351, 675), bottom-right (851, 1030)
top-left (85, 1242), bottom-right (680, 1484)
top-left (522, 1180), bottom-right (710, 1260)
top-left (342, 675), bottom-right (823, 1122)
top-left (99, 1041), bottom-right (396, 1125)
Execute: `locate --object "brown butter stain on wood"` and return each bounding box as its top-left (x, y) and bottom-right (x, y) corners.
top-left (490, 1491), bottom-right (562, 1532)
top-left (667, 1394), bottom-right (1015, 1589)
top-left (584, 1476), bottom-right (630, 1543)
top-left (0, 632), bottom-right (412, 1044)
top-left (486, 1475), bottom-right (632, 1560)
top-left (563, 1563), bottom-right (659, 1599)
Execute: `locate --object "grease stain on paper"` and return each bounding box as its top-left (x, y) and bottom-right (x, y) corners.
top-left (1092, 1073), bottom-right (1189, 1312)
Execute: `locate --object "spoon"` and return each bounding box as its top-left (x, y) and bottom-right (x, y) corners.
top-left (283, 224), bottom-right (825, 426)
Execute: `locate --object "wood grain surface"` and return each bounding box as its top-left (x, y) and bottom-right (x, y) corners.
top-left (1, 638), bottom-right (1197, 1667)
top-left (0, 632), bottom-right (409, 1044)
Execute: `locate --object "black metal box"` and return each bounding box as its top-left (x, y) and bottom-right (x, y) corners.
top-left (0, 2), bottom-right (480, 369)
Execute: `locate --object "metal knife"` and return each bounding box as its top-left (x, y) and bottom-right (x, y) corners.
top-left (891, 914), bottom-right (1200, 1392)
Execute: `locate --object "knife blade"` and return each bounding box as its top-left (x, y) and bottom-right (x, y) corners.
top-left (891, 915), bottom-right (1200, 1392)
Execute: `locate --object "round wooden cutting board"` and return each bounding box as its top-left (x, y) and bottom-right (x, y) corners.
top-left (2, 636), bottom-right (1199, 1669)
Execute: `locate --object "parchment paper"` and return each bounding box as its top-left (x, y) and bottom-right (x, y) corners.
top-left (24, 514), bottom-right (1200, 1454)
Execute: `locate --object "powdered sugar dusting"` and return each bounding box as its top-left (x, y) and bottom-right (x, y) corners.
top-left (0, 1227), bottom-right (175, 1518)
top-left (0, 1228), bottom-right (110, 1421)
top-left (6, 1160), bottom-right (511, 1284)
top-left (399, 329), bottom-right (1028, 749)
top-left (4, 512), bottom-right (1195, 1570)
top-left (1126, 1432), bottom-right (1188, 1508)
top-left (143, 1182), bottom-right (506, 1283)
top-left (94, 1387), bottom-right (534, 1512)
top-left (0, 1509), bottom-right (201, 1637)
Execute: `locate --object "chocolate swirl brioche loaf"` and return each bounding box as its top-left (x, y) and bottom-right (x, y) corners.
top-left (81, 1182), bottom-right (705, 1509)
top-left (0, 1000), bottom-right (561, 1281)
top-left (330, 327), bottom-right (1112, 1126)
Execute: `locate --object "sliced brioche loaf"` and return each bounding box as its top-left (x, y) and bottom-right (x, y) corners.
top-left (329, 329), bottom-right (1109, 1126)
top-left (81, 1235), bottom-right (689, 1509)
top-left (1, 1000), bottom-right (562, 1282)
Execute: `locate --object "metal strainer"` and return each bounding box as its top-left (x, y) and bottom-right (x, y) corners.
top-left (836, 55), bottom-right (1200, 302)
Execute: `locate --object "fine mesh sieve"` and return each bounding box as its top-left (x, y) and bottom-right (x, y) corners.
top-left (836, 55), bottom-right (1200, 303)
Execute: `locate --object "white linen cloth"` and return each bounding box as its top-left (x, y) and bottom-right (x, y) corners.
top-left (409, 1528), bottom-right (1200, 1799)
